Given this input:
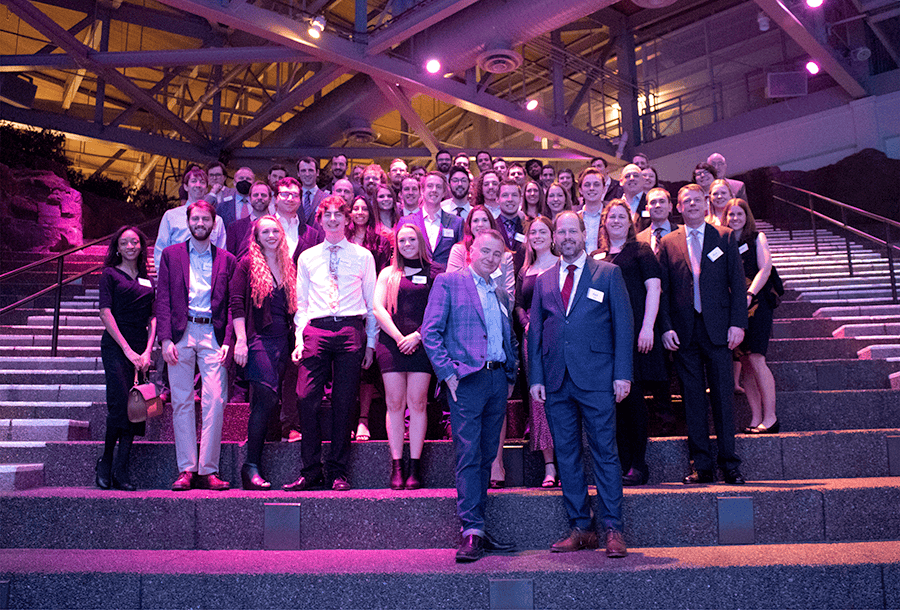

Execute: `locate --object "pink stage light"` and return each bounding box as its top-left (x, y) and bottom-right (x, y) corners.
top-left (806, 61), bottom-right (820, 75)
top-left (425, 59), bottom-right (441, 74)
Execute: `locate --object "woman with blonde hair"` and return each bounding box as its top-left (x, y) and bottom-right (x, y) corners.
top-left (707, 178), bottom-right (735, 226)
top-left (374, 224), bottom-right (438, 489)
top-left (231, 215), bottom-right (297, 489)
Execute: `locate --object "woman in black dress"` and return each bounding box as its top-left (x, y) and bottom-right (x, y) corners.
top-left (725, 198), bottom-right (778, 433)
top-left (348, 194), bottom-right (393, 442)
top-left (514, 216), bottom-right (559, 487)
top-left (231, 215), bottom-right (297, 489)
top-left (374, 224), bottom-right (437, 490)
top-left (593, 199), bottom-right (663, 486)
top-left (97, 226), bottom-right (156, 491)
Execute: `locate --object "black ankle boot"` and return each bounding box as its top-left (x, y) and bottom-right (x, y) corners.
top-left (95, 457), bottom-right (112, 490)
top-left (111, 435), bottom-right (136, 491)
top-left (390, 459), bottom-right (405, 490)
top-left (405, 458), bottom-right (422, 490)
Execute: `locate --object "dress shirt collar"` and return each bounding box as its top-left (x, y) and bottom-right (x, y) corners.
top-left (469, 266), bottom-right (496, 290)
top-left (561, 250), bottom-right (587, 270)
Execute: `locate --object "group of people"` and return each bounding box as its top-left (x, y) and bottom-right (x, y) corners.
top-left (95, 147), bottom-right (780, 563)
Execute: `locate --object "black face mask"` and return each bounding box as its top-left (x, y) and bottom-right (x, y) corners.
top-left (235, 180), bottom-right (252, 195)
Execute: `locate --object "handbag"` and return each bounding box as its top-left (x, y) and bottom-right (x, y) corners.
top-left (128, 370), bottom-right (162, 423)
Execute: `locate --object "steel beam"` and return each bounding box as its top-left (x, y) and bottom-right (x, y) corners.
top-left (4, 0), bottom-right (211, 148)
top-left (151, 0), bottom-right (614, 157)
top-left (367, 0), bottom-right (482, 55)
top-left (223, 64), bottom-right (348, 150)
top-left (229, 146), bottom-right (591, 160)
top-left (373, 79), bottom-right (441, 155)
top-left (754, 0), bottom-right (867, 98)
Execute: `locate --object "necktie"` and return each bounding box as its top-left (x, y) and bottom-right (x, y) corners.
top-left (239, 196), bottom-right (249, 219)
top-left (304, 190), bottom-right (312, 219)
top-left (502, 217), bottom-right (516, 245)
top-left (653, 227), bottom-right (663, 254)
top-left (560, 264), bottom-right (577, 313)
top-left (328, 244), bottom-right (341, 312)
top-left (688, 229), bottom-right (702, 313)
top-left (456, 206), bottom-right (465, 217)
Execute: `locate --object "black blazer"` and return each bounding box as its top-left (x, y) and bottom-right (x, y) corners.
top-left (658, 223), bottom-right (747, 347)
top-left (156, 241), bottom-right (236, 346)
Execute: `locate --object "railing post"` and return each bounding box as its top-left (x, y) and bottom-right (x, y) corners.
top-left (809, 193), bottom-right (819, 256)
top-left (842, 206), bottom-right (853, 277)
top-left (886, 224), bottom-right (898, 303)
top-left (50, 256), bottom-right (64, 357)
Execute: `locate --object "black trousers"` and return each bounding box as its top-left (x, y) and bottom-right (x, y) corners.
top-left (673, 312), bottom-right (740, 472)
top-left (296, 318), bottom-right (365, 480)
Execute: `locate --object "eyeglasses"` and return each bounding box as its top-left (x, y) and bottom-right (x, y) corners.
top-left (277, 192), bottom-right (301, 199)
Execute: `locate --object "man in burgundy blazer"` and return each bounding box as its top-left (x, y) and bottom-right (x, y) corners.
top-left (156, 200), bottom-right (237, 491)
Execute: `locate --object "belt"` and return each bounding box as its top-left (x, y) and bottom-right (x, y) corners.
top-left (309, 315), bottom-right (364, 328)
top-left (484, 361), bottom-right (504, 370)
top-left (187, 315), bottom-right (212, 324)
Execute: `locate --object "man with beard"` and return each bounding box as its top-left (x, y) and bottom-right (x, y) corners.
top-left (328, 154), bottom-right (348, 189)
top-left (226, 181), bottom-right (274, 259)
top-left (475, 170), bottom-right (502, 219)
top-left (389, 158), bottom-right (408, 192)
top-left (475, 150), bottom-right (493, 175)
top-left (435, 149), bottom-right (453, 179)
top-left (528, 211), bottom-right (633, 557)
top-left (267, 165), bottom-right (288, 193)
top-left (453, 152), bottom-right (470, 171)
top-left (157, 200), bottom-right (237, 491)
top-left (362, 163), bottom-right (388, 200)
top-left (442, 165), bottom-right (472, 219)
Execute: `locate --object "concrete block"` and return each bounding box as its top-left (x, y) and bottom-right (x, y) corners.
top-left (824, 480), bottom-right (900, 542)
top-left (0, 464), bottom-right (43, 491)
top-left (10, 419), bottom-right (90, 441)
top-left (718, 496), bottom-right (754, 544)
top-left (782, 430), bottom-right (892, 479)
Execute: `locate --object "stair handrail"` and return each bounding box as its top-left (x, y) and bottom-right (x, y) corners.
top-left (0, 217), bottom-right (161, 356)
top-left (771, 181), bottom-right (899, 303)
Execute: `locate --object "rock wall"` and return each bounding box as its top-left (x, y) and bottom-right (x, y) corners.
top-left (0, 163), bottom-right (83, 253)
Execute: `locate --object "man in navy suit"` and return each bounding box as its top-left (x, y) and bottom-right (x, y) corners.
top-left (658, 184), bottom-right (748, 485)
top-left (297, 157), bottom-right (327, 227)
top-left (156, 200), bottom-right (237, 491)
top-left (225, 181), bottom-right (273, 260)
top-left (529, 211), bottom-right (633, 558)
top-left (396, 171), bottom-right (463, 268)
top-left (422, 229), bottom-right (518, 563)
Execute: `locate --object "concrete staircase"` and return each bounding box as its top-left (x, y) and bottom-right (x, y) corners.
top-left (0, 227), bottom-right (899, 608)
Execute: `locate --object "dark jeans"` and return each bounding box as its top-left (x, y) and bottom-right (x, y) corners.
top-left (448, 366), bottom-right (508, 537)
top-left (296, 318), bottom-right (365, 481)
top-left (545, 370), bottom-right (622, 532)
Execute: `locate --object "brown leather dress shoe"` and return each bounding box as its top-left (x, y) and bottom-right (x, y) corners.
top-left (197, 473), bottom-right (230, 491)
top-left (331, 476), bottom-right (351, 491)
top-left (282, 474), bottom-right (325, 491)
top-left (171, 471), bottom-right (194, 491)
top-left (605, 529), bottom-right (627, 558)
top-left (455, 534), bottom-right (485, 563)
top-left (550, 527), bottom-right (599, 552)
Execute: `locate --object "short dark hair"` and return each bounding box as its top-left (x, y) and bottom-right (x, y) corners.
top-left (541, 164), bottom-right (555, 174)
top-left (447, 165), bottom-right (470, 182)
top-left (331, 153), bottom-right (347, 163)
top-left (187, 199), bottom-right (217, 221)
top-left (297, 156), bottom-right (318, 171)
top-left (435, 148), bottom-right (451, 159)
top-left (499, 178), bottom-right (522, 194)
top-left (590, 156), bottom-right (607, 169)
top-left (475, 150), bottom-right (492, 161)
top-left (250, 180), bottom-right (272, 196)
top-left (276, 176), bottom-right (301, 192)
top-left (268, 164), bottom-right (287, 175)
top-left (577, 166), bottom-right (603, 187)
top-left (205, 161), bottom-right (226, 176)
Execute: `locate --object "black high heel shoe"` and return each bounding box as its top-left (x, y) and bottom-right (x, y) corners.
top-left (241, 463), bottom-right (271, 490)
top-left (750, 419), bottom-right (780, 434)
top-left (112, 475), bottom-right (136, 491)
top-left (95, 457), bottom-right (111, 490)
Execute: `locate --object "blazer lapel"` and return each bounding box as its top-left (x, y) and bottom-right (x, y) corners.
top-left (210, 245), bottom-right (221, 295)
top-left (568, 258), bottom-right (592, 312)
top-left (463, 271), bottom-right (487, 328)
top-left (180, 242), bottom-right (190, 291)
top-left (549, 261), bottom-right (565, 312)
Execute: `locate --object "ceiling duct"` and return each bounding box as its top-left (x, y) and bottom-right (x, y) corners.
top-left (476, 47), bottom-right (523, 74)
top-left (631, 0), bottom-right (679, 8)
top-left (343, 119), bottom-right (378, 144)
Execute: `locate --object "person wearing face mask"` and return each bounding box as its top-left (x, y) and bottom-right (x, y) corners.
top-left (207, 166), bottom-right (256, 228)
top-left (226, 181), bottom-right (276, 260)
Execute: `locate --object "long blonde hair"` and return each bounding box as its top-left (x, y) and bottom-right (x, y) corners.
top-left (384, 224), bottom-right (432, 315)
top-left (247, 215), bottom-right (297, 313)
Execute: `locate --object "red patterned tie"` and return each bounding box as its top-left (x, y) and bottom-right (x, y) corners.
top-left (560, 264), bottom-right (577, 311)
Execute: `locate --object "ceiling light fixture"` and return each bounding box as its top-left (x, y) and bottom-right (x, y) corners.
top-left (425, 59), bottom-right (441, 74)
top-left (308, 16), bottom-right (325, 39)
top-left (806, 60), bottom-right (820, 74)
top-left (806, 0), bottom-right (823, 7)
top-left (525, 99), bottom-right (539, 111)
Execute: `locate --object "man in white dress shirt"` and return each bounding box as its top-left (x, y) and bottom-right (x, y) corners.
top-left (284, 195), bottom-right (377, 492)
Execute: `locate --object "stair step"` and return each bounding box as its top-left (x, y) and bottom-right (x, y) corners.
top-left (0, 357), bottom-right (102, 371)
top-left (0, 325), bottom-right (104, 336)
top-left (0, 464), bottom-right (43, 492)
top-left (767, 336), bottom-right (900, 360)
top-left (814, 304), bottom-right (900, 317)
top-left (858, 344), bottom-right (900, 359)
top-left (0, 347), bottom-right (101, 357)
top-left (768, 359), bottom-right (898, 390)
top-left (0, 384), bottom-right (106, 401)
top-left (0, 335), bottom-right (101, 347)
top-left (3, 429), bottom-right (897, 492)
top-left (734, 388), bottom-right (900, 432)
top-left (1, 477), bottom-right (897, 551)
top-left (0, 402), bottom-right (102, 423)
top-left (0, 370), bottom-right (105, 384)
top-left (0, 542), bottom-right (896, 610)
top-left (25, 316), bottom-right (105, 327)
top-left (890, 371), bottom-right (900, 390)
top-left (0, 419), bottom-right (90, 441)
top-left (833, 323), bottom-right (900, 338)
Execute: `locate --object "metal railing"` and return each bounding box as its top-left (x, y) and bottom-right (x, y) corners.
top-left (0, 219), bottom-right (159, 356)
top-left (771, 181), bottom-right (899, 303)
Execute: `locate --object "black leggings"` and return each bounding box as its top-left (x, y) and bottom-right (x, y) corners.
top-left (246, 382), bottom-right (280, 466)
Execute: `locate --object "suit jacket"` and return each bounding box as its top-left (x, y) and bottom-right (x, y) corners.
top-left (726, 178), bottom-right (747, 202)
top-left (422, 269), bottom-right (518, 385)
top-left (396, 209), bottom-right (464, 267)
top-left (225, 215), bottom-right (254, 260)
top-left (290, 221), bottom-right (326, 265)
top-left (156, 241), bottom-right (236, 346)
top-left (658, 222), bottom-right (748, 347)
top-left (206, 187), bottom-right (244, 228)
top-left (528, 257), bottom-right (633, 394)
top-left (637, 221), bottom-right (679, 251)
top-left (301, 187), bottom-right (328, 227)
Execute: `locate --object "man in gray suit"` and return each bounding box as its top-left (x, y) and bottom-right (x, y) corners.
top-left (707, 153), bottom-right (747, 202)
top-left (422, 229), bottom-right (518, 563)
top-left (529, 211), bottom-right (633, 558)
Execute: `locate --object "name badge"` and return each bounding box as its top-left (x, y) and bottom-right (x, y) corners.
top-left (138, 278), bottom-right (152, 288)
top-left (490, 268), bottom-right (502, 280)
top-left (411, 275), bottom-right (427, 285)
top-left (223, 196), bottom-right (234, 203)
top-left (514, 232), bottom-right (526, 243)
top-left (641, 210), bottom-right (651, 218)
top-left (587, 288), bottom-right (604, 303)
top-left (707, 247), bottom-right (723, 262)
top-left (442, 228), bottom-right (455, 238)
top-left (739, 243), bottom-right (749, 254)
top-left (593, 252), bottom-right (607, 260)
